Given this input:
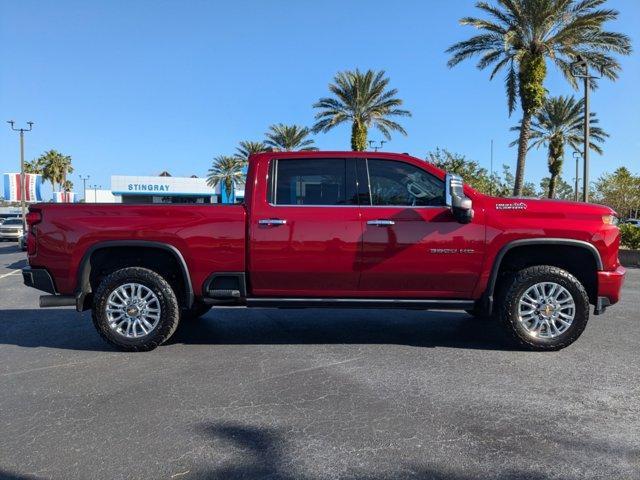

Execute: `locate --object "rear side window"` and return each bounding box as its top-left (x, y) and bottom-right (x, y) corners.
top-left (272, 159), bottom-right (356, 206)
top-left (366, 159), bottom-right (445, 206)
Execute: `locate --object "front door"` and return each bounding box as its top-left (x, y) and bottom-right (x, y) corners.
top-left (249, 157), bottom-right (363, 297)
top-left (358, 158), bottom-right (485, 298)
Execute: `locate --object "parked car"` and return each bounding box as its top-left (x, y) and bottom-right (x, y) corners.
top-left (623, 218), bottom-right (640, 228)
top-left (22, 151), bottom-right (625, 352)
top-left (18, 233), bottom-right (28, 251)
top-left (0, 218), bottom-right (24, 241)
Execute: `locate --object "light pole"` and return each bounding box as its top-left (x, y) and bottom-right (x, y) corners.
top-left (570, 55), bottom-right (601, 203)
top-left (91, 185), bottom-right (101, 203)
top-left (368, 140), bottom-right (386, 152)
top-left (572, 151), bottom-right (582, 202)
top-left (79, 175), bottom-right (90, 202)
top-left (6, 120), bottom-right (34, 227)
top-left (490, 139), bottom-right (494, 196)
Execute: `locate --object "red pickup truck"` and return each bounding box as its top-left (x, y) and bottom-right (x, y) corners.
top-left (22, 151), bottom-right (625, 351)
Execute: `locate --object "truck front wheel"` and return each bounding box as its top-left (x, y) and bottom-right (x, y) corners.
top-left (499, 266), bottom-right (590, 351)
top-left (92, 267), bottom-right (180, 351)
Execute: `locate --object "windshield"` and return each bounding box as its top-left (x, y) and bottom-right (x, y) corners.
top-left (3, 218), bottom-right (23, 225)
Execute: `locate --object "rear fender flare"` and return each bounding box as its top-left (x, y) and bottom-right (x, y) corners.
top-left (76, 240), bottom-right (194, 310)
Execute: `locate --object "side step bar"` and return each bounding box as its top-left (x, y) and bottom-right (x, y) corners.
top-left (246, 298), bottom-right (475, 310)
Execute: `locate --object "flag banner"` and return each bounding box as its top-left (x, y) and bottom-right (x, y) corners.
top-left (2, 173), bottom-right (43, 202)
top-left (53, 191), bottom-right (78, 203)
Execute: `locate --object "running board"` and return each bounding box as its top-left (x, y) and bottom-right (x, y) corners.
top-left (246, 298), bottom-right (474, 310)
top-left (206, 289), bottom-right (241, 299)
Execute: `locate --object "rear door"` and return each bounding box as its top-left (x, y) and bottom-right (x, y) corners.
top-left (249, 157), bottom-right (364, 296)
top-left (358, 157), bottom-right (485, 298)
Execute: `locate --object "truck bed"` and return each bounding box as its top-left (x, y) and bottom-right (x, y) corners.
top-left (28, 203), bottom-right (246, 296)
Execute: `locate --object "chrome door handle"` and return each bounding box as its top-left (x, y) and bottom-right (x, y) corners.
top-left (258, 218), bottom-right (287, 226)
top-left (367, 219), bottom-right (395, 226)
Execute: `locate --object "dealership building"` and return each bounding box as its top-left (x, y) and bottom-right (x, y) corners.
top-left (108, 174), bottom-right (243, 204)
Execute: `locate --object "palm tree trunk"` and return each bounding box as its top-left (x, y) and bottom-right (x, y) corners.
top-left (351, 121), bottom-right (367, 151)
top-left (548, 174), bottom-right (557, 199)
top-left (225, 179), bottom-right (233, 203)
top-left (513, 112), bottom-right (532, 197)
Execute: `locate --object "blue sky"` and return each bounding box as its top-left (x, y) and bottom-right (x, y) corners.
top-left (1, 0), bottom-right (639, 199)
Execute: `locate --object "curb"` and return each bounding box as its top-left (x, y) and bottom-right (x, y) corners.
top-left (619, 249), bottom-right (640, 268)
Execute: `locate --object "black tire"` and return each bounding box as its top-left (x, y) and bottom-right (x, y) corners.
top-left (499, 265), bottom-right (590, 351)
top-left (181, 301), bottom-right (212, 321)
top-left (92, 267), bottom-right (181, 351)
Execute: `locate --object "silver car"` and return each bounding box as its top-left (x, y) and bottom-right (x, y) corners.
top-left (18, 233), bottom-right (28, 251)
top-left (0, 218), bottom-right (24, 241)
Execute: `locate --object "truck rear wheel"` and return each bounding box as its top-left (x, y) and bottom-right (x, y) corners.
top-left (499, 265), bottom-right (590, 351)
top-left (92, 267), bottom-right (180, 351)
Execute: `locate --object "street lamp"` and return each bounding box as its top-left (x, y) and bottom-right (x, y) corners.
top-left (572, 151), bottom-right (582, 202)
top-left (6, 120), bottom-right (34, 227)
top-left (79, 175), bottom-right (90, 202)
top-left (570, 55), bottom-right (602, 203)
top-left (368, 140), bottom-right (386, 152)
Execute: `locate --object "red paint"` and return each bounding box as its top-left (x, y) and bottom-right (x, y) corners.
top-left (27, 151), bottom-right (625, 307)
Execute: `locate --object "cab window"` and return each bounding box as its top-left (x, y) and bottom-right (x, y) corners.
top-left (271, 159), bottom-right (357, 206)
top-left (366, 159), bottom-right (445, 206)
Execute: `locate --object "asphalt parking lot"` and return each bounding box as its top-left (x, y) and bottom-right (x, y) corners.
top-left (0, 242), bottom-right (638, 480)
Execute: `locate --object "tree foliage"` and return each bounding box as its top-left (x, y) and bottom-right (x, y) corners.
top-left (446, 0), bottom-right (631, 196)
top-left (427, 148), bottom-right (498, 195)
top-left (619, 224), bottom-right (640, 249)
top-left (235, 141), bottom-right (269, 163)
top-left (34, 150), bottom-right (74, 192)
top-left (313, 69), bottom-right (411, 151)
top-left (265, 124), bottom-right (317, 152)
top-left (593, 167), bottom-right (640, 219)
top-left (539, 176), bottom-right (575, 200)
top-left (206, 156), bottom-right (245, 201)
top-left (512, 95), bottom-right (607, 198)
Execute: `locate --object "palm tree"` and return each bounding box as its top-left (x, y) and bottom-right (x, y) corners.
top-left (24, 159), bottom-right (44, 174)
top-left (62, 180), bottom-right (74, 192)
top-left (264, 124), bottom-right (317, 151)
top-left (312, 69), bottom-right (411, 151)
top-left (235, 140), bottom-right (269, 163)
top-left (206, 156), bottom-right (245, 202)
top-left (511, 95), bottom-right (607, 198)
top-left (36, 150), bottom-right (74, 191)
top-left (446, 0), bottom-right (631, 196)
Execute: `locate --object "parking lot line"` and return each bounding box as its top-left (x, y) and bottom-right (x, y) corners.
top-left (0, 269), bottom-right (21, 279)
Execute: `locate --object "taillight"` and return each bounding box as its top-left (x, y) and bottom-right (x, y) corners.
top-left (26, 210), bottom-right (42, 226)
top-left (27, 232), bottom-right (37, 255)
top-left (26, 210), bottom-right (41, 255)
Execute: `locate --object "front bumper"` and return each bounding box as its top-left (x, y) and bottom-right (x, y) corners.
top-left (0, 231), bottom-right (23, 239)
top-left (595, 265), bottom-right (626, 314)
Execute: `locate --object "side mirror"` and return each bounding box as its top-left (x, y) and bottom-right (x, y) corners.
top-left (445, 173), bottom-right (474, 224)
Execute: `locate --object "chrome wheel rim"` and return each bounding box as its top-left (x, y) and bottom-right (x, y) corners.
top-left (518, 282), bottom-right (575, 339)
top-left (106, 283), bottom-right (161, 339)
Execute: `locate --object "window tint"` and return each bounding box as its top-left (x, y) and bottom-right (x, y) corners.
top-left (3, 218), bottom-right (22, 225)
top-left (366, 159), bottom-right (445, 206)
top-left (273, 159), bottom-right (356, 206)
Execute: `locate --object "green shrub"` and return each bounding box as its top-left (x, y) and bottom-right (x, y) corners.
top-left (620, 223), bottom-right (640, 250)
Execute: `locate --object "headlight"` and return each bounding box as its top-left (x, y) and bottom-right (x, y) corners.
top-left (602, 215), bottom-right (618, 226)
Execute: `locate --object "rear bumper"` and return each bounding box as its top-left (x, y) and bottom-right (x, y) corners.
top-left (23, 267), bottom-right (80, 309)
top-left (595, 265), bottom-right (626, 313)
top-left (22, 267), bottom-right (57, 294)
